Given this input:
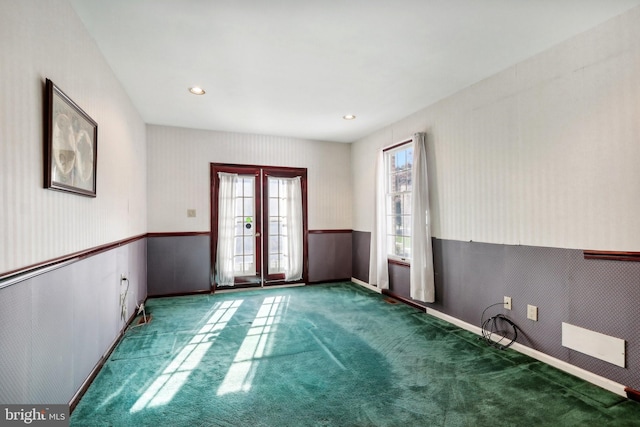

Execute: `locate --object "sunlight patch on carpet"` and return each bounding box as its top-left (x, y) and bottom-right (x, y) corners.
top-left (217, 295), bottom-right (286, 395)
top-left (130, 299), bottom-right (243, 412)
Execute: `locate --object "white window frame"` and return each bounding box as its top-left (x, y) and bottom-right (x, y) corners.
top-left (384, 141), bottom-right (413, 263)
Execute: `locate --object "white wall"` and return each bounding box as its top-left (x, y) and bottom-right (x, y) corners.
top-left (352, 6), bottom-right (640, 252)
top-left (147, 125), bottom-right (352, 232)
top-left (0, 0), bottom-right (148, 405)
top-left (0, 0), bottom-right (147, 274)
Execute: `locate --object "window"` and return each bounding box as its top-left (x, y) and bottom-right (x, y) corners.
top-left (385, 143), bottom-right (413, 261)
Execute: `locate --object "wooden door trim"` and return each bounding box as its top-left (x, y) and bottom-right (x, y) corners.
top-left (210, 163), bottom-right (308, 292)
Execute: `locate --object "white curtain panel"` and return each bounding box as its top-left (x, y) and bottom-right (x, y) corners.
top-left (410, 132), bottom-right (435, 302)
top-left (369, 149), bottom-right (389, 289)
top-left (216, 172), bottom-right (238, 287)
top-left (282, 176), bottom-right (303, 281)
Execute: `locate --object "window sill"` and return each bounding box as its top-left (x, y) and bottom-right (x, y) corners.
top-left (388, 258), bottom-right (410, 267)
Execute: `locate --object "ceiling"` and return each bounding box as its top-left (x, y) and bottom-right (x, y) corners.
top-left (69, 0), bottom-right (640, 143)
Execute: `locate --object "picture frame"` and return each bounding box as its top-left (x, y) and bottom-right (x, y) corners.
top-left (44, 78), bottom-right (98, 197)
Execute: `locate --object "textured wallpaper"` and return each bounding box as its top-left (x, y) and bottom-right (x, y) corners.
top-left (351, 6), bottom-right (640, 252)
top-left (146, 125), bottom-right (353, 232)
top-left (0, 0), bottom-right (147, 274)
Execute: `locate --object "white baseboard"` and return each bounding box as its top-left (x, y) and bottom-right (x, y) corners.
top-left (351, 277), bottom-right (381, 293)
top-left (425, 307), bottom-right (627, 397)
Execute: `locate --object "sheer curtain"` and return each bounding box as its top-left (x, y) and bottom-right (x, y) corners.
top-left (216, 172), bottom-right (238, 287)
top-left (369, 150), bottom-right (389, 289)
top-left (282, 176), bottom-right (303, 281)
top-left (410, 132), bottom-right (435, 302)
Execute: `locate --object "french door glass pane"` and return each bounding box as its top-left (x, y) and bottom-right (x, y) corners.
top-left (268, 177), bottom-right (287, 275)
top-left (233, 175), bottom-right (255, 276)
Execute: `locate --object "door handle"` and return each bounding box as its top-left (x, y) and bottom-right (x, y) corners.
top-left (255, 232), bottom-right (261, 237)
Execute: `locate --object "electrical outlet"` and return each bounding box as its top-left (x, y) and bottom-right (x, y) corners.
top-left (187, 209), bottom-right (196, 217)
top-left (527, 304), bottom-right (538, 321)
top-left (503, 296), bottom-right (512, 310)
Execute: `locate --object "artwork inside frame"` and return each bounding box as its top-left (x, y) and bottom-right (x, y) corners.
top-left (44, 78), bottom-right (98, 197)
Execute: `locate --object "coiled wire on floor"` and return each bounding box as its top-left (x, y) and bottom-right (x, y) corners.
top-left (480, 302), bottom-right (519, 350)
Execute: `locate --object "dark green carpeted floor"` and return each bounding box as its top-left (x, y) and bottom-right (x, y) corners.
top-left (71, 282), bottom-right (640, 426)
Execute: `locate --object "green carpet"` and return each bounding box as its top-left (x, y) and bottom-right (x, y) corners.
top-left (71, 282), bottom-right (640, 426)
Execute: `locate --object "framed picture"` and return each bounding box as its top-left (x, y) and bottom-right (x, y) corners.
top-left (45, 79), bottom-right (98, 197)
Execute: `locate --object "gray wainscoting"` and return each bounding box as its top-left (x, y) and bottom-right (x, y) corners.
top-left (352, 233), bottom-right (640, 391)
top-left (308, 231), bottom-right (352, 283)
top-left (351, 230), bottom-right (371, 283)
top-left (0, 239), bottom-right (147, 404)
top-left (146, 231), bottom-right (352, 295)
top-left (147, 235), bottom-right (211, 296)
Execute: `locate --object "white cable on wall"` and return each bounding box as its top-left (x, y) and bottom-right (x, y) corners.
top-left (120, 276), bottom-right (129, 321)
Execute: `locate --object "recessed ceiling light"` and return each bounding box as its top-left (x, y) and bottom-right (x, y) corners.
top-left (189, 86), bottom-right (206, 95)
top-left (343, 114), bottom-right (356, 120)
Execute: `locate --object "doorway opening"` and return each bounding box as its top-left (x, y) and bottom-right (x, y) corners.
top-left (210, 163), bottom-right (308, 291)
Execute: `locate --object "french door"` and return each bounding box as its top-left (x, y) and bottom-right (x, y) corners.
top-left (210, 163), bottom-right (308, 290)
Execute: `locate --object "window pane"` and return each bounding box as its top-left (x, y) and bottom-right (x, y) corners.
top-left (403, 237), bottom-right (411, 258)
top-left (243, 198), bottom-right (253, 217)
top-left (387, 172), bottom-right (395, 193)
top-left (387, 235), bottom-right (396, 255)
top-left (234, 256), bottom-right (243, 273)
top-left (269, 235), bottom-right (279, 254)
top-left (394, 173), bottom-right (402, 193)
top-left (395, 171), bottom-right (409, 192)
top-left (235, 222), bottom-right (243, 236)
top-left (396, 150), bottom-right (406, 170)
top-left (242, 220), bottom-right (253, 236)
top-left (402, 215), bottom-right (411, 237)
top-left (269, 198), bottom-right (279, 216)
top-left (392, 216), bottom-right (401, 236)
top-left (243, 256), bottom-right (254, 274)
top-left (393, 214), bottom-right (402, 235)
top-left (234, 237), bottom-right (243, 255)
top-left (243, 236), bottom-right (254, 255)
top-left (243, 179), bottom-right (254, 197)
top-left (269, 254), bottom-right (281, 272)
top-left (393, 236), bottom-right (404, 257)
top-left (235, 198), bottom-right (243, 216)
top-left (403, 194), bottom-right (411, 215)
top-left (392, 194), bottom-right (402, 215)
top-left (268, 178), bottom-right (278, 197)
top-left (269, 219), bottom-right (279, 235)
